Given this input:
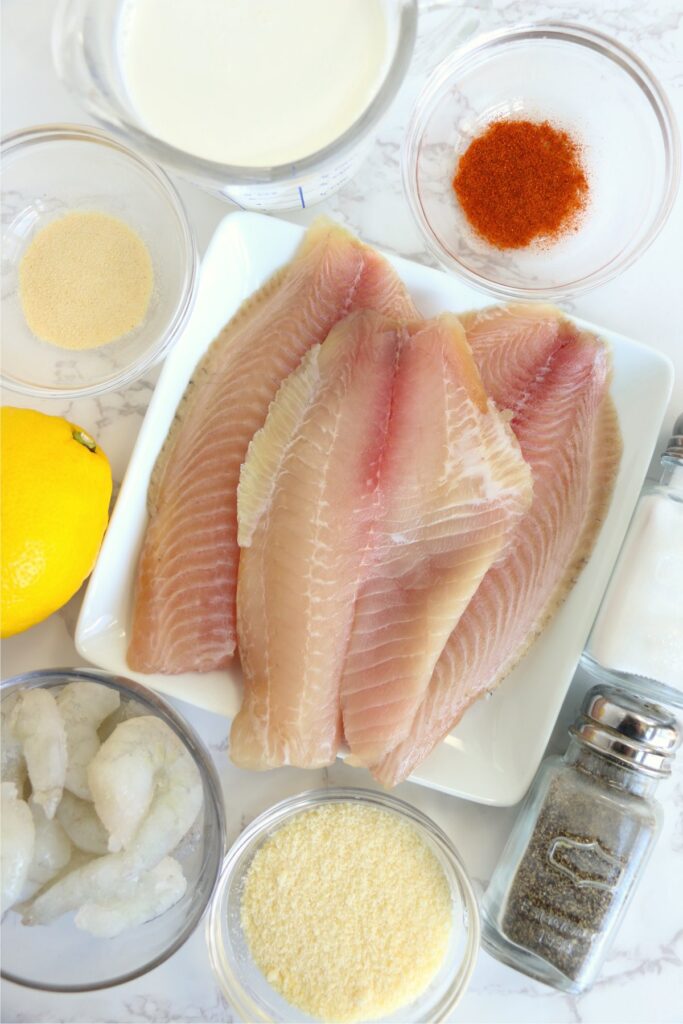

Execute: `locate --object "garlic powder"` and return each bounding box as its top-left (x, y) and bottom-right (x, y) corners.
top-left (19, 211), bottom-right (153, 350)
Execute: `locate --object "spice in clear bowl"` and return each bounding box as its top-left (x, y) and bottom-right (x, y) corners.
top-left (19, 211), bottom-right (153, 350)
top-left (452, 119), bottom-right (589, 250)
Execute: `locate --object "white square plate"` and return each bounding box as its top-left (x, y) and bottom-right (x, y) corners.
top-left (76, 212), bottom-right (673, 805)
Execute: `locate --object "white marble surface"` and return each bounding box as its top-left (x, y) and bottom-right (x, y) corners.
top-left (2, 1), bottom-right (682, 1021)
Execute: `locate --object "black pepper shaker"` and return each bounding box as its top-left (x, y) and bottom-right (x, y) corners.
top-left (481, 685), bottom-right (679, 994)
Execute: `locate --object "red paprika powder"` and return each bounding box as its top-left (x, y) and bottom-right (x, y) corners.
top-left (452, 119), bottom-right (589, 250)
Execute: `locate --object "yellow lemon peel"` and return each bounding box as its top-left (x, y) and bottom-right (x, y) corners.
top-left (1, 407), bottom-right (112, 637)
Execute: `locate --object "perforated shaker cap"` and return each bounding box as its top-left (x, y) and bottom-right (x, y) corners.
top-left (570, 684), bottom-right (680, 777)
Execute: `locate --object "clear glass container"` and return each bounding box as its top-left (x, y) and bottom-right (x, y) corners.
top-left (52, 0), bottom-right (417, 211)
top-left (0, 668), bottom-right (226, 993)
top-left (207, 787), bottom-right (480, 1022)
top-left (1, 124), bottom-right (198, 398)
top-left (402, 22), bottom-right (680, 299)
top-left (481, 685), bottom-right (678, 994)
top-left (583, 413), bottom-right (683, 707)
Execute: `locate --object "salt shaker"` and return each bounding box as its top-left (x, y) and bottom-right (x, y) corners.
top-left (481, 685), bottom-right (679, 994)
top-left (582, 413), bottom-right (683, 707)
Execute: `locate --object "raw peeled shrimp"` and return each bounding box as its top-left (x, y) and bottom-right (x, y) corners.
top-left (22, 799), bottom-right (72, 900)
top-left (25, 718), bottom-right (202, 924)
top-left (24, 849), bottom-right (146, 924)
top-left (56, 791), bottom-right (109, 855)
top-left (1, 782), bottom-right (35, 913)
top-left (88, 716), bottom-right (201, 853)
top-left (24, 792), bottom-right (200, 925)
top-left (1, 694), bottom-right (26, 792)
top-left (97, 699), bottom-right (144, 743)
top-left (9, 689), bottom-right (67, 819)
top-left (12, 849), bottom-right (94, 920)
top-left (74, 857), bottom-right (187, 938)
top-left (56, 682), bottom-right (120, 801)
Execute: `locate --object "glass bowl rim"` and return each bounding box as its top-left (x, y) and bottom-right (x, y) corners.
top-left (0, 122), bottom-right (199, 399)
top-left (52, 0), bottom-right (418, 186)
top-left (401, 20), bottom-right (681, 301)
top-left (0, 667), bottom-right (226, 994)
top-left (206, 785), bottom-right (481, 1023)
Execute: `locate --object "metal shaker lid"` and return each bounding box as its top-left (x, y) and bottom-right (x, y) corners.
top-left (663, 412), bottom-right (683, 464)
top-left (570, 684), bottom-right (680, 777)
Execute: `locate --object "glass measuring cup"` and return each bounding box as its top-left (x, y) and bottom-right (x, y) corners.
top-left (53, 0), bottom-right (417, 210)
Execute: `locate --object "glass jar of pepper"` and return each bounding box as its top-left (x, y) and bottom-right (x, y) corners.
top-left (481, 684), bottom-right (679, 994)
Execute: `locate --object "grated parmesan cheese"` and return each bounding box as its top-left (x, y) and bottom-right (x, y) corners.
top-left (240, 802), bottom-right (452, 1022)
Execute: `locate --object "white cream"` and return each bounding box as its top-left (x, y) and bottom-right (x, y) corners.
top-left (119, 0), bottom-right (387, 167)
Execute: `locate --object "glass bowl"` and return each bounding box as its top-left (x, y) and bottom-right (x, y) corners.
top-left (207, 787), bottom-right (480, 1023)
top-left (52, 0), bottom-right (417, 211)
top-left (402, 22), bottom-right (680, 300)
top-left (1, 124), bottom-right (198, 398)
top-left (0, 668), bottom-right (225, 993)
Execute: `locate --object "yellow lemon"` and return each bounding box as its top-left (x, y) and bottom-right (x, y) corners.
top-left (1, 407), bottom-right (112, 638)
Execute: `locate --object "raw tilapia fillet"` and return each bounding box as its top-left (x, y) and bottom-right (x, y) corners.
top-left (232, 313), bottom-right (405, 768)
top-left (230, 310), bottom-right (532, 770)
top-left (127, 220), bottom-right (418, 674)
top-left (340, 316), bottom-right (533, 767)
top-left (374, 304), bottom-right (622, 787)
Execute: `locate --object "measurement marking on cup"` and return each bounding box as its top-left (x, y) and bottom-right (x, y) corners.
top-left (298, 186), bottom-right (306, 209)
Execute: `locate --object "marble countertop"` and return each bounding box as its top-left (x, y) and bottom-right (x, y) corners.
top-left (2, 0), bottom-right (682, 1021)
